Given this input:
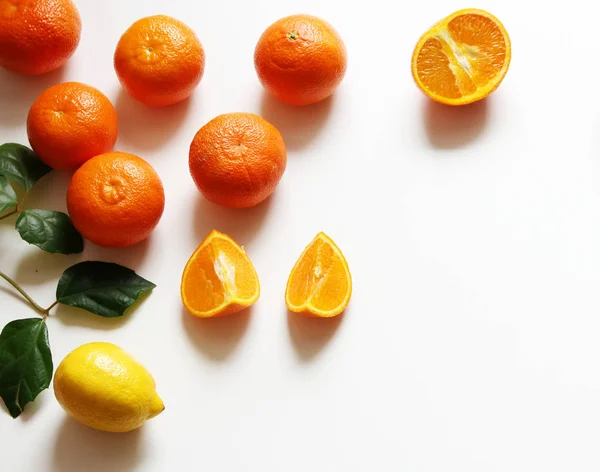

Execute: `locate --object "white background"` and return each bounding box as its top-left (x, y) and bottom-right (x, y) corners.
top-left (2, 0), bottom-right (600, 470)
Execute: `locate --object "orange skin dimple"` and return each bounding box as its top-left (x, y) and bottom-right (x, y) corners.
top-left (114, 15), bottom-right (205, 107)
top-left (0, 0), bottom-right (81, 75)
top-left (27, 82), bottom-right (119, 171)
top-left (254, 14), bottom-right (347, 106)
top-left (189, 112), bottom-right (287, 209)
top-left (181, 230), bottom-right (260, 318)
top-left (411, 9), bottom-right (511, 106)
top-left (285, 232), bottom-right (352, 318)
top-left (101, 178), bottom-right (127, 205)
top-left (67, 152), bottom-right (165, 248)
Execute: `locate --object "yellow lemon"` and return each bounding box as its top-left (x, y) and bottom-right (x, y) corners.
top-left (54, 342), bottom-right (164, 433)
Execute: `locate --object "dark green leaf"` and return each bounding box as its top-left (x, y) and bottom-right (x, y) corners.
top-left (56, 261), bottom-right (156, 317)
top-left (15, 209), bottom-right (83, 254)
top-left (0, 143), bottom-right (51, 191)
top-left (0, 175), bottom-right (17, 213)
top-left (0, 318), bottom-right (52, 418)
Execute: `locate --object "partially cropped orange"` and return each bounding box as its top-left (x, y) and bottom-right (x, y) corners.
top-left (67, 152), bottom-right (165, 248)
top-left (27, 82), bottom-right (118, 172)
top-left (181, 230), bottom-right (260, 318)
top-left (411, 9), bottom-right (511, 106)
top-left (189, 112), bottom-right (286, 208)
top-left (0, 0), bottom-right (81, 75)
top-left (254, 14), bottom-right (347, 106)
top-left (114, 15), bottom-right (205, 107)
top-left (286, 232), bottom-right (352, 318)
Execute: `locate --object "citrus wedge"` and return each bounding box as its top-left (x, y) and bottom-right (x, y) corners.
top-left (181, 230), bottom-right (260, 318)
top-left (411, 9), bottom-right (511, 105)
top-left (285, 232), bottom-right (352, 318)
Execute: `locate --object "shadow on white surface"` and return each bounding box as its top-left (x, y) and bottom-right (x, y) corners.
top-left (19, 389), bottom-right (51, 422)
top-left (287, 311), bottom-right (343, 361)
top-left (424, 98), bottom-right (489, 149)
top-left (0, 286), bottom-right (28, 307)
top-left (115, 89), bottom-right (193, 152)
top-left (83, 237), bottom-right (153, 271)
top-left (54, 289), bottom-right (154, 330)
top-left (259, 92), bottom-right (334, 150)
top-left (182, 306), bottom-right (251, 361)
top-left (24, 171), bottom-right (72, 213)
top-left (14, 250), bottom-right (82, 286)
top-left (8, 170), bottom-right (77, 284)
top-left (193, 195), bottom-right (273, 246)
top-left (10, 225), bottom-right (152, 296)
top-left (0, 391), bottom-right (48, 424)
top-left (0, 398), bottom-right (8, 415)
top-left (52, 418), bottom-right (144, 472)
top-left (0, 214), bottom-right (17, 227)
top-left (0, 67), bottom-right (68, 127)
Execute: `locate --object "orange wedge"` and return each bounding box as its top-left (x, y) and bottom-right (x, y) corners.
top-left (285, 232), bottom-right (352, 318)
top-left (181, 230), bottom-right (260, 318)
top-left (411, 9), bottom-right (511, 106)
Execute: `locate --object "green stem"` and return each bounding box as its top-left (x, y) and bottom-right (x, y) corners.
top-left (16, 190), bottom-right (29, 213)
top-left (0, 208), bottom-right (17, 221)
top-left (45, 301), bottom-right (59, 315)
top-left (0, 270), bottom-right (46, 314)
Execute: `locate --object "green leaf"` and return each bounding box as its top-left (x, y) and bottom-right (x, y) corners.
top-left (0, 175), bottom-right (17, 213)
top-left (0, 143), bottom-right (51, 191)
top-left (56, 261), bottom-right (156, 317)
top-left (0, 318), bottom-right (52, 418)
top-left (15, 209), bottom-right (84, 254)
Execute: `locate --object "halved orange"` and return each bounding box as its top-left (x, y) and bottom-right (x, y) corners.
top-left (411, 9), bottom-right (511, 106)
top-left (181, 230), bottom-right (260, 318)
top-left (285, 232), bottom-right (352, 318)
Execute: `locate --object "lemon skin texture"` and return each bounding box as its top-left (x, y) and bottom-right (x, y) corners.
top-left (54, 342), bottom-right (164, 433)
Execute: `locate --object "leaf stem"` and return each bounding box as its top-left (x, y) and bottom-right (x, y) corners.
top-left (0, 208), bottom-right (17, 221)
top-left (44, 300), bottom-right (59, 316)
top-left (0, 270), bottom-right (46, 314)
top-left (16, 190), bottom-right (29, 213)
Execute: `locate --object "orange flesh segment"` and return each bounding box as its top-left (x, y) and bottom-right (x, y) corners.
top-left (181, 231), bottom-right (259, 317)
top-left (414, 11), bottom-right (509, 104)
top-left (286, 233), bottom-right (351, 317)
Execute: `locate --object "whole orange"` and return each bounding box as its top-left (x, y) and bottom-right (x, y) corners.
top-left (27, 82), bottom-right (118, 172)
top-left (67, 152), bottom-right (165, 248)
top-left (114, 15), bottom-right (205, 107)
top-left (189, 113), bottom-right (287, 208)
top-left (254, 14), bottom-right (347, 106)
top-left (0, 0), bottom-right (81, 75)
